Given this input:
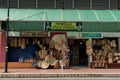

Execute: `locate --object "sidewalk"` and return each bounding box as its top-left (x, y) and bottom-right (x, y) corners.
top-left (0, 67), bottom-right (120, 78)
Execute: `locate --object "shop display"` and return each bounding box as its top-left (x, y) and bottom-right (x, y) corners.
top-left (91, 38), bottom-right (118, 68)
top-left (91, 50), bottom-right (107, 68)
top-left (7, 32), bottom-right (70, 69)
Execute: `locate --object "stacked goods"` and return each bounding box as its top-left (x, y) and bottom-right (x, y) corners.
top-left (108, 52), bottom-right (120, 63)
top-left (41, 61), bottom-right (49, 69)
top-left (60, 59), bottom-right (69, 69)
top-left (92, 39), bottom-right (118, 68)
top-left (21, 38), bottom-right (26, 49)
top-left (36, 47), bottom-right (48, 60)
top-left (108, 52), bottom-right (113, 63)
top-left (53, 60), bottom-right (60, 69)
top-left (92, 50), bottom-right (107, 68)
top-left (45, 54), bottom-right (56, 66)
top-left (50, 34), bottom-right (70, 69)
top-left (13, 38), bottom-right (18, 47)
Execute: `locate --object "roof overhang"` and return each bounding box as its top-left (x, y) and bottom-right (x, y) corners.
top-left (0, 9), bottom-right (120, 22)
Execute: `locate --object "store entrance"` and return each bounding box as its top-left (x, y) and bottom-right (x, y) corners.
top-left (69, 39), bottom-right (88, 67)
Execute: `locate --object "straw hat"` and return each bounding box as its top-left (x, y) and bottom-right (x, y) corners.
top-left (52, 34), bottom-right (67, 44)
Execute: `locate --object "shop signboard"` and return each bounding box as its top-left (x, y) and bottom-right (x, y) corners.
top-left (81, 32), bottom-right (102, 38)
top-left (46, 22), bottom-right (82, 31)
top-left (20, 31), bottom-right (48, 37)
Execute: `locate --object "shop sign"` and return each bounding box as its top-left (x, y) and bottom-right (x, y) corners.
top-left (20, 31), bottom-right (48, 37)
top-left (46, 22), bottom-right (82, 31)
top-left (81, 32), bottom-right (102, 38)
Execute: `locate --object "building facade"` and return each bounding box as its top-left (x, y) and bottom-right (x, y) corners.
top-left (0, 0), bottom-right (120, 69)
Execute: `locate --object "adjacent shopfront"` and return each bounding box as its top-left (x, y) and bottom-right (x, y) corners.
top-left (0, 9), bottom-right (120, 69)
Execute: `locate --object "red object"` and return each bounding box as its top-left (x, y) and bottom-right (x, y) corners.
top-left (50, 32), bottom-right (67, 40)
top-left (0, 32), bottom-right (6, 62)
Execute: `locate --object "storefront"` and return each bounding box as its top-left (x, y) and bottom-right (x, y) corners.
top-left (0, 9), bottom-right (120, 69)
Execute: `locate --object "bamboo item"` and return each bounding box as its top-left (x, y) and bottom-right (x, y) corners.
top-left (86, 39), bottom-right (92, 46)
top-left (38, 50), bottom-right (42, 59)
top-left (59, 59), bottom-right (69, 69)
top-left (45, 54), bottom-right (56, 65)
top-left (10, 38), bottom-right (14, 47)
top-left (18, 38), bottom-right (21, 47)
top-left (56, 38), bottom-right (63, 46)
top-left (21, 38), bottom-right (26, 49)
top-left (41, 61), bottom-right (49, 69)
top-left (14, 38), bottom-right (17, 47)
top-left (38, 47), bottom-right (48, 60)
top-left (55, 44), bottom-right (62, 51)
top-left (108, 58), bottom-right (113, 63)
top-left (37, 60), bottom-right (43, 68)
top-left (53, 60), bottom-right (60, 69)
top-left (42, 47), bottom-right (48, 59)
top-left (49, 40), bottom-right (55, 49)
top-left (86, 48), bottom-right (93, 56)
top-left (110, 40), bottom-right (117, 47)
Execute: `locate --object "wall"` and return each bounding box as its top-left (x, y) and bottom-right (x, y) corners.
top-left (8, 44), bottom-right (37, 62)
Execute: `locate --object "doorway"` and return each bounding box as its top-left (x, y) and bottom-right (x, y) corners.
top-left (69, 39), bottom-right (88, 66)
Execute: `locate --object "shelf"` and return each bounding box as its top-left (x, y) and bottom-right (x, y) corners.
top-left (0, 62), bottom-right (35, 69)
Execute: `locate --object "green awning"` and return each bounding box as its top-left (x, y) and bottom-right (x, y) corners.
top-left (0, 9), bottom-right (120, 22)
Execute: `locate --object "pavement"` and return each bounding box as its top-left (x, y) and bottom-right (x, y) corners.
top-left (0, 67), bottom-right (120, 78)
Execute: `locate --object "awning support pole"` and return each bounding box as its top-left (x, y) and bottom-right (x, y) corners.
top-left (5, 0), bottom-right (10, 73)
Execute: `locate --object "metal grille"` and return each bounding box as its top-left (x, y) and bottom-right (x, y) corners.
top-left (74, 0), bottom-right (90, 9)
top-left (19, 0), bottom-right (36, 8)
top-left (92, 0), bottom-right (109, 9)
top-left (0, 0), bottom-right (119, 9)
top-left (0, 0), bottom-right (7, 8)
top-left (38, 0), bottom-right (54, 9)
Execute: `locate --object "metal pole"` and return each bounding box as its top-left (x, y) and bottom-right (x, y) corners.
top-left (5, 0), bottom-right (10, 73)
top-left (118, 0), bottom-right (120, 9)
top-left (62, 0), bottom-right (64, 9)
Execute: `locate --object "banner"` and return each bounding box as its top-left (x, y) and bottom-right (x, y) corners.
top-left (46, 22), bottom-right (82, 31)
top-left (20, 31), bottom-right (48, 37)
